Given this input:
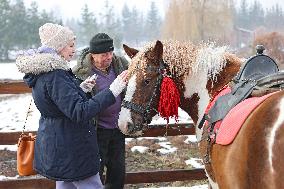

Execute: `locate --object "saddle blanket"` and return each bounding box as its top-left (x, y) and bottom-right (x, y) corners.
top-left (206, 87), bottom-right (276, 145)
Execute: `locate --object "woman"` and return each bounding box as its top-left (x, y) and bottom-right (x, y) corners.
top-left (16, 23), bottom-right (128, 189)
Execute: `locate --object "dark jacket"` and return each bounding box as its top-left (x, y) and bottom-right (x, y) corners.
top-left (16, 52), bottom-right (116, 181)
top-left (72, 47), bottom-right (129, 127)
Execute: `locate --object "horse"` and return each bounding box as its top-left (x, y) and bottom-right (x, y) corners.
top-left (117, 40), bottom-right (284, 189)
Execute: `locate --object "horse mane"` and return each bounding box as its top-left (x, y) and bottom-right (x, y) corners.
top-left (128, 40), bottom-right (235, 82)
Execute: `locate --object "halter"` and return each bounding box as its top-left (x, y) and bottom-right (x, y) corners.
top-left (122, 60), bottom-right (167, 131)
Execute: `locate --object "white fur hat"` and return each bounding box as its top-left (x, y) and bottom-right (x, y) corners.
top-left (39, 23), bottom-right (75, 51)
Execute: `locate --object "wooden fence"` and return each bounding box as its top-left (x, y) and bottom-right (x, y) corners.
top-left (0, 80), bottom-right (207, 189)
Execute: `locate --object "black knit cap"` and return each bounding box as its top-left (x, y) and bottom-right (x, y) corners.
top-left (89, 33), bottom-right (114, 54)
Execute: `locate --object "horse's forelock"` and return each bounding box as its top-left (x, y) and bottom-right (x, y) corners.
top-left (128, 51), bottom-right (149, 79)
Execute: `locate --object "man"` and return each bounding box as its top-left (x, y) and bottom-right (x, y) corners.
top-left (73, 33), bottom-right (128, 189)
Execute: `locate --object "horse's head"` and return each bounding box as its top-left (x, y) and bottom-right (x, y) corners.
top-left (118, 41), bottom-right (164, 136)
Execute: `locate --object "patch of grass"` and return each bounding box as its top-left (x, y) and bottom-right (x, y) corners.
top-left (125, 136), bottom-right (207, 188)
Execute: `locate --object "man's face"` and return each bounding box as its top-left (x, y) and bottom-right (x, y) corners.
top-left (91, 51), bottom-right (113, 69)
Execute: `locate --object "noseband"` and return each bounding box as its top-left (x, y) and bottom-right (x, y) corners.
top-left (121, 60), bottom-right (167, 132)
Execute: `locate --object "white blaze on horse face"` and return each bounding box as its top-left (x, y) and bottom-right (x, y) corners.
top-left (268, 97), bottom-right (284, 173)
top-left (118, 74), bottom-right (137, 134)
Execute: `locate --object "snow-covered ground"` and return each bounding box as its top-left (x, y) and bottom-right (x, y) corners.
top-left (0, 63), bottom-right (24, 80)
top-left (0, 62), bottom-right (205, 188)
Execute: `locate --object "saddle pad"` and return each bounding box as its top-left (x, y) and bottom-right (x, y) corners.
top-left (214, 92), bottom-right (276, 145)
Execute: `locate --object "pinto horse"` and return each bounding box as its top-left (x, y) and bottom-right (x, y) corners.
top-left (118, 40), bottom-right (284, 189)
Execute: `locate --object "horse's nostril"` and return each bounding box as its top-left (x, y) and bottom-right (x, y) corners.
top-left (135, 118), bottom-right (143, 126)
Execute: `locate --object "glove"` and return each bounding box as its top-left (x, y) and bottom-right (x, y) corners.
top-left (109, 77), bottom-right (127, 97)
top-left (80, 76), bottom-right (96, 93)
top-left (109, 71), bottom-right (128, 97)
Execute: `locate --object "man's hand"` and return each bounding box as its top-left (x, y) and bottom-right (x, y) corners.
top-left (80, 75), bottom-right (97, 93)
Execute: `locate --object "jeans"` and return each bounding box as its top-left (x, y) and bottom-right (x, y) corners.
top-left (56, 173), bottom-right (103, 189)
top-left (97, 128), bottom-right (125, 189)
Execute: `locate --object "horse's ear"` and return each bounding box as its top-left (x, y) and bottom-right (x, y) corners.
top-left (123, 44), bottom-right (139, 59)
top-left (152, 40), bottom-right (163, 61)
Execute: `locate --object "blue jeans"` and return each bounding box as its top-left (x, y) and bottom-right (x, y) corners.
top-left (97, 128), bottom-right (125, 189)
top-left (56, 173), bottom-right (103, 189)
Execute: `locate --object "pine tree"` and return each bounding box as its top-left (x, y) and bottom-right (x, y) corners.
top-left (78, 4), bottom-right (98, 47)
top-left (265, 4), bottom-right (284, 31)
top-left (26, 2), bottom-right (42, 47)
top-left (99, 0), bottom-right (122, 53)
top-left (121, 4), bottom-right (131, 42)
top-left (145, 2), bottom-right (161, 40)
top-left (0, 0), bottom-right (12, 60)
top-left (248, 0), bottom-right (264, 29)
top-left (238, 0), bottom-right (250, 28)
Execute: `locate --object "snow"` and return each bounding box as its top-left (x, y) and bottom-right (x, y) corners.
top-left (131, 146), bottom-right (149, 153)
top-left (0, 63), bottom-right (24, 80)
top-left (137, 137), bottom-right (167, 141)
top-left (185, 158), bottom-right (204, 169)
top-left (157, 141), bottom-right (177, 154)
top-left (185, 135), bottom-right (198, 143)
top-left (0, 175), bottom-right (19, 180)
top-left (150, 108), bottom-right (192, 125)
top-left (0, 94), bottom-right (40, 132)
top-left (0, 145), bottom-right (17, 151)
top-left (0, 61), bottom-right (77, 80)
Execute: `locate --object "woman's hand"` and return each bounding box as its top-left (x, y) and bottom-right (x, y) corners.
top-left (109, 70), bottom-right (128, 97)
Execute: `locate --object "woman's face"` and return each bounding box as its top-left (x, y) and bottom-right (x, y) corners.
top-left (59, 39), bottom-right (75, 62)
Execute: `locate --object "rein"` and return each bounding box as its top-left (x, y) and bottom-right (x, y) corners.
top-left (122, 60), bottom-right (167, 130)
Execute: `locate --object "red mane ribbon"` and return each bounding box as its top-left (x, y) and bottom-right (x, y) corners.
top-left (158, 77), bottom-right (180, 123)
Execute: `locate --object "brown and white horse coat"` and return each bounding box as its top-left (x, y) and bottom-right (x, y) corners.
top-left (118, 40), bottom-right (284, 189)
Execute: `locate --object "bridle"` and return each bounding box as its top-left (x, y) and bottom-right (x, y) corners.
top-left (121, 60), bottom-right (167, 132)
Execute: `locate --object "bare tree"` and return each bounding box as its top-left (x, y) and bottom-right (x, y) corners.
top-left (161, 0), bottom-right (234, 44)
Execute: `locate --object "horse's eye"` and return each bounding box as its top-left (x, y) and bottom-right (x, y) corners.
top-left (144, 79), bottom-right (150, 85)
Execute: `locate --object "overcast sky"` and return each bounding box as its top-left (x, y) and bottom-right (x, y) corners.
top-left (23, 0), bottom-right (284, 21)
top-left (23, 0), bottom-right (168, 20)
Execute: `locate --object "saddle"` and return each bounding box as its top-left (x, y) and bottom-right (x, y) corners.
top-left (204, 45), bottom-right (284, 127)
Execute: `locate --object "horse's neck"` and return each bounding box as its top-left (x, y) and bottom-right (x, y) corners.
top-left (182, 68), bottom-right (211, 125)
top-left (180, 53), bottom-right (242, 126)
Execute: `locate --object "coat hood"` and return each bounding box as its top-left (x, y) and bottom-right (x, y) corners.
top-left (16, 52), bottom-right (70, 87)
top-left (16, 53), bottom-right (70, 75)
